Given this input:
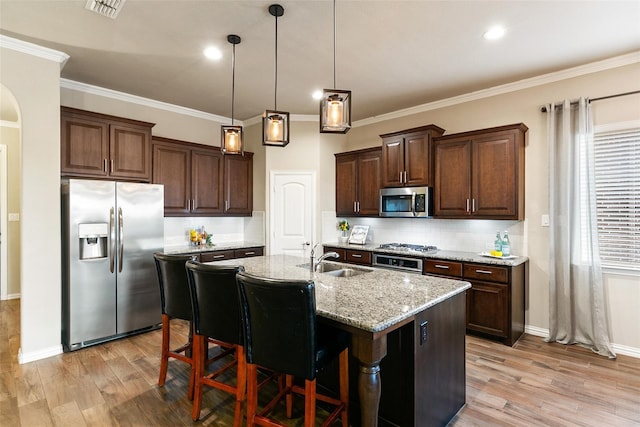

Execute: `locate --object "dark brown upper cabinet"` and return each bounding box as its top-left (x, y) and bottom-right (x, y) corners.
top-left (433, 123), bottom-right (527, 220)
top-left (380, 125), bottom-right (445, 188)
top-left (61, 107), bottom-right (154, 182)
top-left (335, 147), bottom-right (382, 216)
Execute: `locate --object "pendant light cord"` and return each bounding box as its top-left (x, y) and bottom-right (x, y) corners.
top-left (274, 13), bottom-right (278, 110)
top-left (231, 42), bottom-right (236, 126)
top-left (333, 0), bottom-right (336, 89)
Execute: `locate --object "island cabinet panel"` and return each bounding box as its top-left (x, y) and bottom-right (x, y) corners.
top-left (152, 136), bottom-right (252, 216)
top-left (187, 246), bottom-right (264, 263)
top-left (377, 292), bottom-right (466, 427)
top-left (380, 125), bottom-right (445, 188)
top-left (61, 107), bottom-right (154, 181)
top-left (335, 147), bottom-right (382, 216)
top-left (434, 123), bottom-right (527, 220)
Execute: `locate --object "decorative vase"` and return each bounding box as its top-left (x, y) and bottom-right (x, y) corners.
top-left (338, 231), bottom-right (349, 244)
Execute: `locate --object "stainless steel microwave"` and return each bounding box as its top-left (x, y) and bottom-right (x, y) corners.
top-left (379, 186), bottom-right (433, 217)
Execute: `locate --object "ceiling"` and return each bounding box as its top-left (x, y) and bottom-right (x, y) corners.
top-left (1, 1), bottom-right (639, 123)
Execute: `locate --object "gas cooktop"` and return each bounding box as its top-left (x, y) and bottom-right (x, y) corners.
top-left (376, 243), bottom-right (438, 253)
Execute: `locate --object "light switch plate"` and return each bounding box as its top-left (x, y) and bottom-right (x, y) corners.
top-left (8, 213), bottom-right (19, 221)
top-left (541, 214), bottom-right (550, 227)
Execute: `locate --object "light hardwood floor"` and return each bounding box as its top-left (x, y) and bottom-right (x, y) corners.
top-left (1, 299), bottom-right (638, 426)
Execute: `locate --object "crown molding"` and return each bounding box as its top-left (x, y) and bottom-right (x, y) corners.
top-left (353, 51), bottom-right (640, 128)
top-left (60, 79), bottom-right (238, 125)
top-left (0, 35), bottom-right (69, 69)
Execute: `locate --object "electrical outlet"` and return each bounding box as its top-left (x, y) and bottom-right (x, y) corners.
top-left (420, 321), bottom-right (428, 345)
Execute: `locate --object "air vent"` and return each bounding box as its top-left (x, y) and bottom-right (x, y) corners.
top-left (85, 0), bottom-right (127, 19)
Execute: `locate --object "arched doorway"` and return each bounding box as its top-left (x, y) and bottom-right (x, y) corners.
top-left (0, 84), bottom-right (21, 301)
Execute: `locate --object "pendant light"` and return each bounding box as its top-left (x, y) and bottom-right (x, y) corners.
top-left (263, 4), bottom-right (290, 147)
top-left (221, 34), bottom-right (243, 155)
top-left (320, 0), bottom-right (351, 134)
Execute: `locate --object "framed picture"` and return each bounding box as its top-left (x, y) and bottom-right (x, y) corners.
top-left (348, 225), bottom-right (369, 245)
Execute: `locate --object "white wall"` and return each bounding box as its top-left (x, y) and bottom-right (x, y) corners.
top-left (0, 44), bottom-right (65, 362)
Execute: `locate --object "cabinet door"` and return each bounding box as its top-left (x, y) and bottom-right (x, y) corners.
top-left (472, 134), bottom-right (518, 218)
top-left (61, 113), bottom-right (109, 177)
top-left (152, 142), bottom-right (191, 216)
top-left (191, 148), bottom-right (224, 215)
top-left (466, 280), bottom-right (508, 338)
top-left (335, 154), bottom-right (358, 215)
top-left (381, 136), bottom-right (405, 187)
top-left (356, 150), bottom-right (381, 215)
top-left (224, 154), bottom-right (253, 215)
top-left (434, 140), bottom-right (472, 217)
top-left (109, 123), bottom-right (151, 181)
top-left (404, 132), bottom-right (432, 186)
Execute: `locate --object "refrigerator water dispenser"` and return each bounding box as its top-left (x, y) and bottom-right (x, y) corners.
top-left (78, 223), bottom-right (108, 260)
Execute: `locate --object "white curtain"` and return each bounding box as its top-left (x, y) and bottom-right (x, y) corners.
top-left (546, 98), bottom-right (616, 358)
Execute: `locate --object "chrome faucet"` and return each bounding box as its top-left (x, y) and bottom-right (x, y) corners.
top-left (310, 243), bottom-right (339, 272)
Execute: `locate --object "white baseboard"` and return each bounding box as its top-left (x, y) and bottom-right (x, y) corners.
top-left (7, 293), bottom-right (20, 300)
top-left (18, 344), bottom-right (63, 364)
top-left (524, 324), bottom-right (639, 359)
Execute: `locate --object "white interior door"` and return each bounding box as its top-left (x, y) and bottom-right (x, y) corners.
top-left (270, 172), bottom-right (315, 257)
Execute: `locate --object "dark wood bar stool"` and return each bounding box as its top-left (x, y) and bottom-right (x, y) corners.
top-left (185, 260), bottom-right (247, 425)
top-left (153, 252), bottom-right (198, 399)
top-left (236, 272), bottom-right (349, 427)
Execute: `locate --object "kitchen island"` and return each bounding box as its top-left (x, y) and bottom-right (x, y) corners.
top-left (214, 254), bottom-right (471, 427)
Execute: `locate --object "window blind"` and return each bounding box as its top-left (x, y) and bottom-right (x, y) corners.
top-left (593, 129), bottom-right (640, 270)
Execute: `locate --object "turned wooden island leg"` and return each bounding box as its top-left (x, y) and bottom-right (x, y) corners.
top-left (352, 333), bottom-right (387, 427)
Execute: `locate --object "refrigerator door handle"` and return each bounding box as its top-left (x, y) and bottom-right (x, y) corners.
top-left (109, 207), bottom-right (116, 273)
top-left (118, 207), bottom-right (124, 273)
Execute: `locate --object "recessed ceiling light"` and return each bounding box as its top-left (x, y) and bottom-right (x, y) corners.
top-left (484, 26), bottom-right (506, 40)
top-left (203, 46), bottom-right (222, 60)
top-left (312, 90), bottom-right (323, 100)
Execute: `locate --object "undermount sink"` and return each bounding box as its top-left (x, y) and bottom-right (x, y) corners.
top-left (297, 262), bottom-right (373, 277)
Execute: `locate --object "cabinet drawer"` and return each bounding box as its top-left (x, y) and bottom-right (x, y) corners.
top-left (463, 263), bottom-right (508, 283)
top-left (423, 259), bottom-right (463, 277)
top-left (200, 250), bottom-right (236, 262)
top-left (345, 249), bottom-right (372, 265)
top-left (324, 247), bottom-right (347, 262)
top-left (235, 247), bottom-right (263, 258)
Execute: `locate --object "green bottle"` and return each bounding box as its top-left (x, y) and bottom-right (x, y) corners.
top-left (494, 232), bottom-right (502, 252)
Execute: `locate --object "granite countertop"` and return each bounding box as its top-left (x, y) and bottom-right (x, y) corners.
top-left (163, 241), bottom-right (264, 255)
top-left (214, 254), bottom-right (470, 334)
top-left (324, 242), bottom-right (529, 267)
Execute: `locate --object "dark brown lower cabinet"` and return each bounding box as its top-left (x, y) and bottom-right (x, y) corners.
top-left (323, 246), bottom-right (373, 266)
top-left (318, 292), bottom-right (466, 427)
top-left (194, 246), bottom-right (264, 263)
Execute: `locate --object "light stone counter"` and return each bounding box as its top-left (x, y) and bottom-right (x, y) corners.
top-left (213, 254), bottom-right (470, 334)
top-left (163, 241), bottom-right (264, 255)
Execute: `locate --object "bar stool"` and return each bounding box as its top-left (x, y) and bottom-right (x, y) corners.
top-left (153, 252), bottom-right (198, 399)
top-left (236, 272), bottom-right (349, 427)
top-left (185, 260), bottom-right (246, 425)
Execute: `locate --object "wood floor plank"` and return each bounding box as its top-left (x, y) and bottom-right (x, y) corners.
top-left (2, 298), bottom-right (640, 427)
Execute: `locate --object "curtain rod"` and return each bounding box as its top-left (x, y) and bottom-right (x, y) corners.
top-left (540, 90), bottom-right (640, 112)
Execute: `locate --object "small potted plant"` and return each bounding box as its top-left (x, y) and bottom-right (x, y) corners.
top-left (337, 220), bottom-right (350, 243)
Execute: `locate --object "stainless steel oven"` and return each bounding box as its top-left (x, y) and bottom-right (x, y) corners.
top-left (379, 186), bottom-right (433, 218)
top-left (373, 253), bottom-right (423, 273)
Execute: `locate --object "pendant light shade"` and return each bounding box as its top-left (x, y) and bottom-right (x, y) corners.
top-left (263, 4), bottom-right (290, 147)
top-left (221, 34), bottom-right (243, 155)
top-left (320, 0), bottom-right (351, 134)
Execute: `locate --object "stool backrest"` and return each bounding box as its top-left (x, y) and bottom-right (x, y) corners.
top-left (153, 252), bottom-right (195, 321)
top-left (236, 271), bottom-right (318, 380)
top-left (185, 261), bottom-right (245, 346)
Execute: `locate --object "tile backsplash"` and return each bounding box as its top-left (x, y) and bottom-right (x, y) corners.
top-left (325, 212), bottom-right (527, 256)
top-left (164, 211), bottom-right (265, 248)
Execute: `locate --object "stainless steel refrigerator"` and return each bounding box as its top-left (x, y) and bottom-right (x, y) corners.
top-left (62, 179), bottom-right (164, 351)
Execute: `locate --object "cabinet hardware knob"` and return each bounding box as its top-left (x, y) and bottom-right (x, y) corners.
top-left (213, 255), bottom-right (225, 259)
top-left (466, 198), bottom-right (470, 213)
top-left (244, 251), bottom-right (255, 255)
top-left (472, 198), bottom-right (476, 212)
top-left (352, 254), bottom-right (362, 258)
top-left (435, 265), bottom-right (449, 269)
top-left (476, 269), bottom-right (492, 274)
